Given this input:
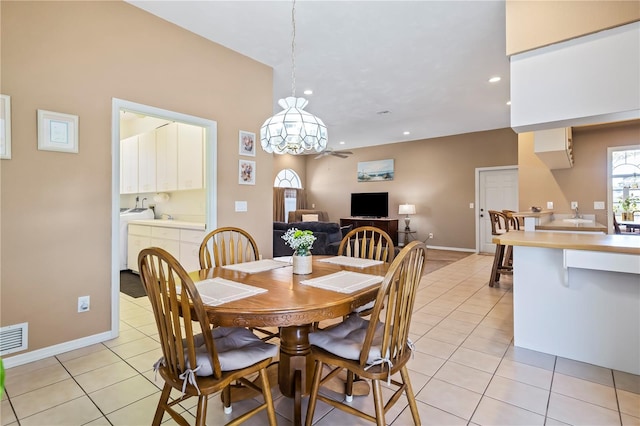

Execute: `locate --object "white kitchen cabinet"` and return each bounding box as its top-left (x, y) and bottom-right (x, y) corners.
top-left (120, 135), bottom-right (138, 194)
top-left (121, 122), bottom-right (204, 195)
top-left (177, 123), bottom-right (204, 190)
top-left (138, 131), bottom-right (157, 193)
top-left (156, 123), bottom-right (178, 192)
top-left (127, 221), bottom-right (206, 274)
top-left (127, 224), bottom-right (151, 273)
top-left (534, 127), bottom-right (573, 169)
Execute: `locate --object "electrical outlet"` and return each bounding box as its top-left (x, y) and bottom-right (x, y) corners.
top-left (78, 296), bottom-right (90, 313)
top-left (571, 201), bottom-right (578, 210)
top-left (547, 201), bottom-right (554, 209)
top-left (428, 233), bottom-right (434, 239)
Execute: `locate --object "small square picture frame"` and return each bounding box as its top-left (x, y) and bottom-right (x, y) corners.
top-left (239, 130), bottom-right (256, 157)
top-left (37, 109), bottom-right (79, 153)
top-left (239, 159), bottom-right (256, 185)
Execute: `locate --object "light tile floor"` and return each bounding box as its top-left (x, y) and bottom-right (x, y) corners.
top-left (2, 253), bottom-right (639, 425)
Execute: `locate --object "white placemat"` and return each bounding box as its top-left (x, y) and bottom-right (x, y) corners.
top-left (318, 256), bottom-right (384, 268)
top-left (300, 271), bottom-right (384, 293)
top-left (191, 278), bottom-right (267, 306)
top-left (222, 259), bottom-right (289, 273)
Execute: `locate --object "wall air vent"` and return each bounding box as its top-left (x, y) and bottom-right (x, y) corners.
top-left (0, 322), bottom-right (28, 356)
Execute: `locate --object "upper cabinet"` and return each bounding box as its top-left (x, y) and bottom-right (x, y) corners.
top-left (120, 135), bottom-right (138, 194)
top-left (120, 122), bottom-right (204, 195)
top-left (534, 127), bottom-right (573, 169)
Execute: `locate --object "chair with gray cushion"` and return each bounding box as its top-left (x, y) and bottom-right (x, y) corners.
top-left (305, 241), bottom-right (427, 426)
top-left (138, 247), bottom-right (278, 426)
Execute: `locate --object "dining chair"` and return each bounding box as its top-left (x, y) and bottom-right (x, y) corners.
top-left (138, 247), bottom-right (278, 426)
top-left (338, 225), bottom-right (395, 263)
top-left (199, 226), bottom-right (260, 269)
top-left (199, 227), bottom-right (277, 341)
top-left (488, 210), bottom-right (512, 287)
top-left (305, 241), bottom-right (427, 426)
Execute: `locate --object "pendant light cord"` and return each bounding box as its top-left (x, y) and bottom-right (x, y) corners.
top-left (291, 0), bottom-right (296, 98)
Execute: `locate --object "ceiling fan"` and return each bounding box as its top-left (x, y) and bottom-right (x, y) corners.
top-left (314, 148), bottom-right (353, 159)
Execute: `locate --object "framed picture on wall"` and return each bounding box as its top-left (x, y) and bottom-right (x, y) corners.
top-left (239, 130), bottom-right (256, 156)
top-left (0, 94), bottom-right (11, 159)
top-left (357, 159), bottom-right (394, 182)
top-left (37, 109), bottom-right (79, 153)
top-left (239, 159), bottom-right (256, 185)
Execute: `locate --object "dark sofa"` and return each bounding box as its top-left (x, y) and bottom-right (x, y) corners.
top-left (273, 221), bottom-right (352, 257)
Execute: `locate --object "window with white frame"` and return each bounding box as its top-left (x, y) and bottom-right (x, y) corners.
top-left (275, 169), bottom-right (302, 222)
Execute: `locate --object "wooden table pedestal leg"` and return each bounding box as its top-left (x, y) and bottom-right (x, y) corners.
top-left (279, 325), bottom-right (314, 426)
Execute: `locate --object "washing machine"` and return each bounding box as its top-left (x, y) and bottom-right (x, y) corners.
top-left (120, 208), bottom-right (154, 270)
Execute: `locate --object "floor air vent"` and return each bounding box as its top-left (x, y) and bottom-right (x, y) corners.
top-left (0, 322), bottom-right (28, 356)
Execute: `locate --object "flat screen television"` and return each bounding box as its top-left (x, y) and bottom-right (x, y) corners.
top-left (350, 192), bottom-right (389, 218)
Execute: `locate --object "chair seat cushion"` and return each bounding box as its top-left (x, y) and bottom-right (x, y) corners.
top-left (309, 315), bottom-right (384, 364)
top-left (187, 327), bottom-right (278, 375)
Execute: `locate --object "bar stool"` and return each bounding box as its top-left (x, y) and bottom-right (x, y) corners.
top-left (488, 210), bottom-right (512, 287)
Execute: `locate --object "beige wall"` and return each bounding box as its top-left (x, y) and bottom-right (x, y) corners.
top-left (506, 1), bottom-right (640, 55)
top-left (1, 1), bottom-right (273, 357)
top-left (518, 120), bottom-right (640, 226)
top-left (304, 129), bottom-right (519, 250)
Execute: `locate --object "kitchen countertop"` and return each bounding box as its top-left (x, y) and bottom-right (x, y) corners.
top-left (493, 230), bottom-right (640, 255)
top-left (129, 219), bottom-right (206, 231)
top-left (536, 219), bottom-right (607, 233)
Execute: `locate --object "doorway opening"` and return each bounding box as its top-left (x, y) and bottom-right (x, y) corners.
top-left (110, 98), bottom-right (217, 335)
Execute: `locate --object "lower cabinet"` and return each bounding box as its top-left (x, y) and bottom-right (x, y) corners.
top-left (127, 223), bottom-right (206, 273)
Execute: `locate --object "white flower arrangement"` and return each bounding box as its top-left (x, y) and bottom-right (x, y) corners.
top-left (282, 228), bottom-right (316, 256)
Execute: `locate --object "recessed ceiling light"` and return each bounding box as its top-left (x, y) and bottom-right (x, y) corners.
top-left (339, 141), bottom-right (345, 145)
top-left (303, 89), bottom-right (313, 95)
top-left (506, 100), bottom-right (511, 106)
top-left (403, 131), bottom-right (410, 135)
top-left (489, 76), bottom-right (501, 83)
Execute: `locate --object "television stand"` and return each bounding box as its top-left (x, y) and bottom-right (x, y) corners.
top-left (340, 217), bottom-right (399, 246)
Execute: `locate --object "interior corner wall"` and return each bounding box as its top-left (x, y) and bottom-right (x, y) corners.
top-left (518, 120), bottom-right (640, 226)
top-left (0, 1), bottom-right (273, 359)
top-left (305, 128), bottom-right (519, 250)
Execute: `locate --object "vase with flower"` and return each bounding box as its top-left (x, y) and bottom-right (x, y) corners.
top-left (621, 196), bottom-right (638, 221)
top-left (281, 228), bottom-right (317, 274)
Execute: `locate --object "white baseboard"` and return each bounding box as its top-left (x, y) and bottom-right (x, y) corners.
top-left (2, 330), bottom-right (116, 369)
top-left (424, 245), bottom-right (476, 253)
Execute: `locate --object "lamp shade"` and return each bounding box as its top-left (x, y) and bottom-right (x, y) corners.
top-left (260, 97), bottom-right (328, 155)
top-left (398, 204), bottom-right (416, 215)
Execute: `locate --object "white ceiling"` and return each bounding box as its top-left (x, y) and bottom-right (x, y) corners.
top-left (127, 0), bottom-right (512, 150)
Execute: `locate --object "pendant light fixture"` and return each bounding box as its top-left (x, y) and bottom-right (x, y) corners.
top-left (260, 0), bottom-right (327, 155)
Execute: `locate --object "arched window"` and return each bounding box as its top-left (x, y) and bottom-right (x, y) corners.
top-left (274, 169), bottom-right (302, 222)
top-left (274, 169), bottom-right (302, 189)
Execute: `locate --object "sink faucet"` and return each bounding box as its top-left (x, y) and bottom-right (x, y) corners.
top-left (573, 206), bottom-right (580, 218)
top-left (142, 197), bottom-right (147, 208)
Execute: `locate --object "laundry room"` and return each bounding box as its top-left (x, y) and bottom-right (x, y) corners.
top-left (119, 110), bottom-right (208, 274)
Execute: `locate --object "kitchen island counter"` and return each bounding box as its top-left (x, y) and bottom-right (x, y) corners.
top-left (493, 231), bottom-right (640, 375)
top-left (494, 230), bottom-right (639, 254)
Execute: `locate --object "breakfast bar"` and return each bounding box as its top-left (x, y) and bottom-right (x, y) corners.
top-left (493, 231), bottom-right (640, 375)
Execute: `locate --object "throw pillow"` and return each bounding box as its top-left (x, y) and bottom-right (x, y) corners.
top-left (302, 214), bottom-right (319, 222)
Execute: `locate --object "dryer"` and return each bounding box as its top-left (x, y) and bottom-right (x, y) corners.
top-left (120, 208), bottom-right (154, 270)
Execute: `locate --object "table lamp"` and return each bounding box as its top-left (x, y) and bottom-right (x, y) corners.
top-left (398, 204), bottom-right (416, 231)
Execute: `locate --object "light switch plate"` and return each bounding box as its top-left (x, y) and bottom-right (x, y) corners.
top-left (469, 203), bottom-right (474, 209)
top-left (235, 201), bottom-right (248, 212)
top-left (594, 201), bottom-right (605, 210)
top-left (547, 201), bottom-right (554, 209)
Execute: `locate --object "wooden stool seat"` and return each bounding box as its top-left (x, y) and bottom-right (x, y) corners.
top-left (488, 211), bottom-right (513, 287)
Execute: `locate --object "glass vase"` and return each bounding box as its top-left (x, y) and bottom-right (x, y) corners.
top-left (292, 254), bottom-right (312, 275)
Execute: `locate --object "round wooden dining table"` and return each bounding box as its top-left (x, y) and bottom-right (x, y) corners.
top-left (189, 256), bottom-right (389, 424)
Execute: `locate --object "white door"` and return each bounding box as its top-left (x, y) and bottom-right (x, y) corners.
top-left (478, 167), bottom-right (518, 253)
